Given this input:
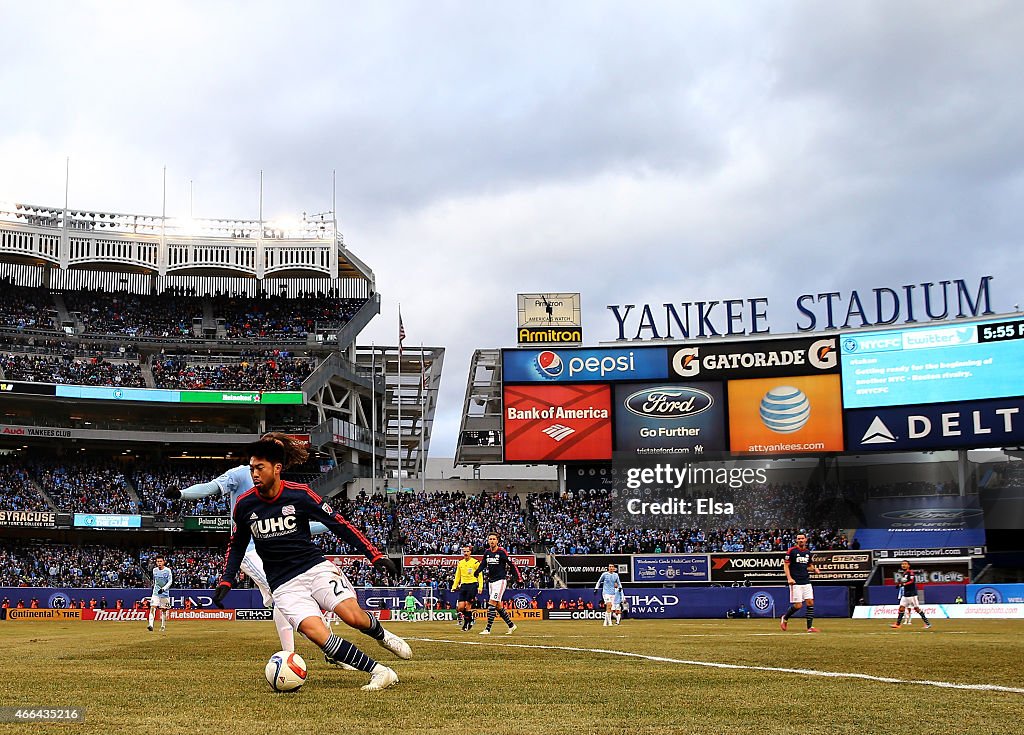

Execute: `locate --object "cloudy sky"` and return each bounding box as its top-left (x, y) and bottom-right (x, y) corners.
top-left (2, 1), bottom-right (1022, 456)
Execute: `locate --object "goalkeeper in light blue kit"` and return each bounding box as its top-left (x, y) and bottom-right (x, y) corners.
top-left (594, 564), bottom-right (622, 627)
top-left (164, 433), bottom-right (327, 651)
top-left (148, 555), bottom-right (172, 632)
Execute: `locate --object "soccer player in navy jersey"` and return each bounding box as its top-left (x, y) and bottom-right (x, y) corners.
top-left (891, 560), bottom-right (932, 629)
top-left (165, 432), bottom-right (324, 653)
top-left (477, 532), bottom-right (523, 635)
top-left (213, 440), bottom-right (411, 691)
top-left (780, 533), bottom-right (821, 633)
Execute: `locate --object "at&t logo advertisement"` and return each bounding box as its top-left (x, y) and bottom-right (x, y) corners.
top-left (502, 347), bottom-right (667, 383)
top-left (614, 382), bottom-right (726, 455)
top-left (727, 374), bottom-right (844, 455)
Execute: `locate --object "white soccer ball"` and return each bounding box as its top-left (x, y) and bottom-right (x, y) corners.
top-left (265, 651), bottom-right (307, 692)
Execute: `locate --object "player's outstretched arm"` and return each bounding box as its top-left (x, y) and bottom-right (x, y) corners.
top-left (168, 480), bottom-right (221, 500)
top-left (301, 490), bottom-right (398, 580)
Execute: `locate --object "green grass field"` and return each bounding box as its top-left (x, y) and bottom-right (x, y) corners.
top-left (2, 618), bottom-right (1022, 735)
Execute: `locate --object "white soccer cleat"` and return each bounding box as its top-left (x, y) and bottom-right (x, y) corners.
top-left (505, 624), bottom-right (517, 635)
top-left (361, 665), bottom-right (399, 691)
top-left (378, 630), bottom-right (413, 660)
top-left (479, 628), bottom-right (491, 635)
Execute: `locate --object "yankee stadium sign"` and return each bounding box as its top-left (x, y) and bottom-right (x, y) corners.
top-left (608, 276), bottom-right (994, 340)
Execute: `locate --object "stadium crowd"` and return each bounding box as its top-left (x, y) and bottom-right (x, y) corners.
top-left (393, 490), bottom-right (533, 555)
top-left (34, 459), bottom-right (139, 515)
top-left (0, 353), bottom-right (144, 386)
top-left (61, 290), bottom-right (198, 338)
top-left (0, 283), bottom-right (54, 331)
top-left (0, 461), bottom-right (50, 512)
top-left (0, 542), bottom-right (145, 587)
top-left (151, 351), bottom-right (316, 391)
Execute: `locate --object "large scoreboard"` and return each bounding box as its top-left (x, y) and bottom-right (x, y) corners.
top-left (500, 315), bottom-right (1024, 462)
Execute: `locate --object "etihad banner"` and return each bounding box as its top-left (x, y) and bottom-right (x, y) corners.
top-left (727, 374), bottom-right (844, 455)
top-left (669, 337), bottom-right (839, 380)
top-left (613, 381), bottom-right (726, 456)
top-left (845, 397), bottom-right (1024, 452)
top-left (0, 510), bottom-right (57, 528)
top-left (503, 384), bottom-right (613, 462)
top-left (403, 555), bottom-right (536, 568)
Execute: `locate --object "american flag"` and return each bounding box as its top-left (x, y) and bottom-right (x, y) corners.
top-left (399, 312), bottom-right (406, 354)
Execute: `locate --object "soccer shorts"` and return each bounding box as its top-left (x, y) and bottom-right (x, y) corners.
top-left (602, 593), bottom-right (616, 608)
top-left (150, 594), bottom-right (170, 609)
top-left (789, 583), bottom-right (814, 604)
top-left (273, 561), bottom-right (356, 629)
top-left (900, 596), bottom-right (920, 609)
top-left (487, 579), bottom-right (507, 603)
top-left (241, 546), bottom-right (273, 607)
top-left (458, 583), bottom-right (479, 603)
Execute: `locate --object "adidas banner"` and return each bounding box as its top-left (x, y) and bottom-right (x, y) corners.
top-left (844, 397), bottom-right (1024, 452)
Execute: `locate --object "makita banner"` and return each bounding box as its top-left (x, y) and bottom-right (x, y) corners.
top-left (845, 397), bottom-right (1024, 452)
top-left (632, 555), bottom-right (710, 583)
top-left (554, 555), bottom-right (632, 584)
top-left (402, 555), bottom-right (536, 568)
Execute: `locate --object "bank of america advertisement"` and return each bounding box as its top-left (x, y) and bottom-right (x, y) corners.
top-left (613, 382), bottom-right (726, 455)
top-left (727, 374), bottom-right (844, 455)
top-left (503, 384), bottom-right (613, 461)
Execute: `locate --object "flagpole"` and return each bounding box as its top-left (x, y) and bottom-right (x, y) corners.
top-left (371, 342), bottom-right (377, 495)
top-left (397, 305), bottom-right (403, 491)
top-left (420, 343), bottom-right (425, 494)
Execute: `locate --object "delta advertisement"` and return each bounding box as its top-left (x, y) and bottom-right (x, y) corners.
top-left (613, 382), bottom-right (726, 455)
top-left (727, 374), bottom-right (844, 455)
top-left (503, 384), bottom-right (613, 462)
top-left (667, 337), bottom-right (840, 380)
top-left (840, 317), bottom-right (1024, 409)
top-left (845, 396), bottom-right (1024, 452)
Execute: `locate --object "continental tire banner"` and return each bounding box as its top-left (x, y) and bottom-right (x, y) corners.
top-left (709, 551), bottom-right (872, 583)
top-left (0, 511), bottom-right (57, 528)
top-left (554, 555), bottom-right (631, 584)
top-left (5, 609), bottom-right (82, 621)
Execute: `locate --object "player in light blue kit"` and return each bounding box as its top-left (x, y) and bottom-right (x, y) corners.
top-left (148, 555), bottom-right (173, 632)
top-left (594, 564), bottom-right (621, 627)
top-left (612, 585), bottom-right (625, 625)
top-left (164, 433), bottom-right (327, 651)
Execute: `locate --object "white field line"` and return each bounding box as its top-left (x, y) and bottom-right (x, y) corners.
top-left (407, 637), bottom-right (1024, 694)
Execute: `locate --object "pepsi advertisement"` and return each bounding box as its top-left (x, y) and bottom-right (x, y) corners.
top-left (614, 381), bottom-right (726, 455)
top-left (502, 347), bottom-right (668, 383)
top-left (840, 318), bottom-right (1024, 409)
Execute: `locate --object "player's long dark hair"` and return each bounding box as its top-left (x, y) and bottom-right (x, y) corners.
top-left (261, 431), bottom-right (310, 468)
